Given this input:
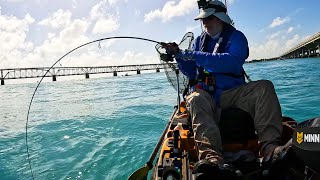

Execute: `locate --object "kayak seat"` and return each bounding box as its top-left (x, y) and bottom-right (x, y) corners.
top-left (219, 108), bottom-right (260, 155)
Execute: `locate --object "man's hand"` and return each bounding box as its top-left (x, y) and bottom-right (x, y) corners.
top-left (161, 42), bottom-right (180, 55)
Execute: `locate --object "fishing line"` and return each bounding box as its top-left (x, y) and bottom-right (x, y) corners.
top-left (26, 36), bottom-right (162, 179)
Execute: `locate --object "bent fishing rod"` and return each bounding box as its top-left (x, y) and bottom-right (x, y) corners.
top-left (25, 36), bottom-right (170, 179)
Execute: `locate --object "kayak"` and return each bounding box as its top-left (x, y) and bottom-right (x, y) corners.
top-left (144, 101), bottom-right (320, 180)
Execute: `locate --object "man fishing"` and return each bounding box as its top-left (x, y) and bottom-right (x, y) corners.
top-left (162, 0), bottom-right (285, 175)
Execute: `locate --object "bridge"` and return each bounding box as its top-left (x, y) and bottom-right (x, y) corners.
top-left (0, 63), bottom-right (177, 85)
top-left (280, 32), bottom-right (320, 59)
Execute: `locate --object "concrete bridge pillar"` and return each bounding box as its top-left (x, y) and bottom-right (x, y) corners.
top-left (52, 75), bottom-right (57, 81)
top-left (308, 49), bottom-right (311, 57)
top-left (156, 68), bottom-right (160, 73)
top-left (318, 45), bottom-right (320, 56)
top-left (137, 69), bottom-right (141, 74)
top-left (311, 49), bottom-right (316, 56)
top-left (113, 71), bottom-right (117, 76)
top-left (0, 70), bottom-right (3, 85)
top-left (85, 73), bottom-right (90, 79)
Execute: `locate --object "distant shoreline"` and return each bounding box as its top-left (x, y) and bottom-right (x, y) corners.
top-left (246, 56), bottom-right (320, 63)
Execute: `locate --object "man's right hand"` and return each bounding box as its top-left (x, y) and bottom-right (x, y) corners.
top-left (161, 42), bottom-right (180, 55)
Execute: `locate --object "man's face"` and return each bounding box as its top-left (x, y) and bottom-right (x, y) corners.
top-left (201, 15), bottom-right (221, 36)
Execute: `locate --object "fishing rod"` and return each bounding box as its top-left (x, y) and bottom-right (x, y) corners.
top-left (225, 0), bottom-right (228, 12)
top-left (25, 36), bottom-right (166, 180)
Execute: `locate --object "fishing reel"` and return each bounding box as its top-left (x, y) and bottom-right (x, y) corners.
top-left (160, 53), bottom-right (174, 62)
top-left (157, 42), bottom-right (179, 62)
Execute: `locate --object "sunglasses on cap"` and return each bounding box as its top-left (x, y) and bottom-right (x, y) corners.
top-left (197, 0), bottom-right (227, 13)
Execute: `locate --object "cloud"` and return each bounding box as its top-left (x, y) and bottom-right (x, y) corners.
top-left (0, 13), bottom-right (35, 68)
top-left (92, 17), bottom-right (120, 34)
top-left (1, 1), bottom-right (125, 69)
top-left (108, 0), bottom-right (128, 5)
top-left (90, 0), bottom-right (120, 34)
top-left (0, 13), bottom-right (34, 32)
top-left (48, 33), bottom-right (55, 39)
top-left (1, 1), bottom-right (160, 69)
top-left (287, 26), bottom-right (294, 33)
top-left (285, 34), bottom-right (300, 51)
top-left (269, 17), bottom-right (290, 28)
top-left (134, 9), bottom-right (141, 17)
top-left (248, 33), bottom-right (304, 60)
top-left (72, 0), bottom-right (77, 8)
top-left (119, 51), bottom-right (157, 65)
top-left (17, 18), bottom-right (90, 68)
top-left (144, 0), bottom-right (196, 23)
top-left (90, 0), bottom-right (122, 19)
top-left (45, 19), bottom-right (88, 49)
top-left (249, 39), bottom-right (280, 60)
top-left (101, 39), bottom-right (117, 49)
top-left (90, 1), bottom-right (106, 20)
top-left (38, 9), bottom-right (72, 29)
top-left (267, 31), bottom-right (281, 39)
top-left (4, 0), bottom-right (24, 2)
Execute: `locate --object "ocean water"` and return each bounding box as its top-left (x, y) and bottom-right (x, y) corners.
top-left (0, 57), bottom-right (319, 180)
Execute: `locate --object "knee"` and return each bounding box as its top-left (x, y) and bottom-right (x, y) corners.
top-left (187, 89), bottom-right (213, 106)
top-left (255, 80), bottom-right (275, 92)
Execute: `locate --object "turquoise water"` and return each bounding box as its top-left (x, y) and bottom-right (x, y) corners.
top-left (0, 58), bottom-right (319, 179)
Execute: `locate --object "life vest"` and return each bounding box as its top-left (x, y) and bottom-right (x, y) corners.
top-left (194, 24), bottom-right (247, 92)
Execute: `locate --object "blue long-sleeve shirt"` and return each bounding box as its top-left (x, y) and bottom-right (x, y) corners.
top-left (176, 30), bottom-right (249, 104)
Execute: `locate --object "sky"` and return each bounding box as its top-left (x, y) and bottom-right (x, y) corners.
top-left (1, 0), bottom-right (320, 69)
